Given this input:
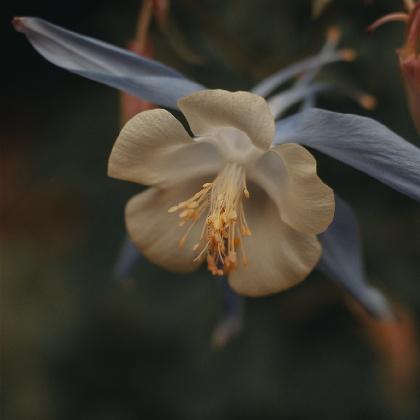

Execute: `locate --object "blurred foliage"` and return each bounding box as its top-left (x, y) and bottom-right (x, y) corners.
top-left (1, 1), bottom-right (420, 420)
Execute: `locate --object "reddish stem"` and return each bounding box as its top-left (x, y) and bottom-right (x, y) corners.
top-left (368, 12), bottom-right (409, 32)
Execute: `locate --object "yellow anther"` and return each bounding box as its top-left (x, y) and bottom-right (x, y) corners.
top-left (228, 210), bottom-right (237, 221)
top-left (241, 227), bottom-right (252, 236)
top-left (339, 49), bottom-right (357, 62)
top-left (213, 218), bottom-right (221, 230)
top-left (358, 94), bottom-right (377, 110)
top-left (326, 26), bottom-right (341, 43)
top-left (179, 209), bottom-right (193, 218)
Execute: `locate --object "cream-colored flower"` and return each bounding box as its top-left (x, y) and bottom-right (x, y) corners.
top-left (108, 89), bottom-right (335, 297)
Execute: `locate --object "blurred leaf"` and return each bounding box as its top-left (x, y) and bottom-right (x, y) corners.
top-left (312, 0), bottom-right (333, 18)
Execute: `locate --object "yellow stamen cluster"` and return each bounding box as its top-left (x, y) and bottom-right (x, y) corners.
top-left (168, 163), bottom-right (251, 276)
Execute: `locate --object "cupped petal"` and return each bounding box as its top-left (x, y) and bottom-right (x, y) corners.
top-left (228, 191), bottom-right (321, 297)
top-left (248, 144), bottom-right (334, 235)
top-left (274, 109), bottom-right (420, 202)
top-left (108, 108), bottom-right (223, 188)
top-left (178, 89), bottom-right (275, 151)
top-left (126, 182), bottom-right (208, 273)
top-left (13, 17), bottom-right (204, 109)
top-left (318, 195), bottom-right (393, 320)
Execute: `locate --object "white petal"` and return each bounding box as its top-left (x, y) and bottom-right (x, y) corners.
top-left (126, 182), bottom-right (208, 273)
top-left (108, 109), bottom-right (222, 188)
top-left (178, 89), bottom-right (275, 151)
top-left (249, 144), bottom-right (335, 235)
top-left (228, 192), bottom-right (321, 297)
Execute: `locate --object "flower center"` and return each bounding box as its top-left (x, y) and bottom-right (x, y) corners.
top-left (168, 163), bottom-right (251, 276)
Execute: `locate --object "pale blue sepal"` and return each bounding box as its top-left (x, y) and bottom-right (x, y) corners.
top-left (299, 94), bottom-right (317, 111)
top-left (318, 195), bottom-right (394, 320)
top-left (14, 17), bottom-right (204, 109)
top-left (275, 109), bottom-right (420, 202)
top-left (113, 235), bottom-right (143, 282)
top-left (268, 83), bottom-right (330, 119)
top-left (211, 278), bottom-right (244, 348)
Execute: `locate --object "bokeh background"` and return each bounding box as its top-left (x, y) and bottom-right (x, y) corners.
top-left (2, 1), bottom-right (420, 419)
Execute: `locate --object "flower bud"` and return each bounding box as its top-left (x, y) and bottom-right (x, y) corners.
top-left (398, 4), bottom-right (420, 134)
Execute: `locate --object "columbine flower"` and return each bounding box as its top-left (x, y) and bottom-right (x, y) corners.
top-left (108, 89), bottom-right (334, 296)
top-left (13, 17), bottom-right (420, 317)
top-left (369, 0), bottom-right (420, 133)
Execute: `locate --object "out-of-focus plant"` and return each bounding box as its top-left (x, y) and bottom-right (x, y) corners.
top-left (369, 0), bottom-right (420, 134)
top-left (312, 0), bottom-right (334, 18)
top-left (121, 0), bottom-right (169, 122)
top-left (350, 301), bottom-right (419, 416)
top-left (312, 0), bottom-right (375, 18)
top-left (0, 141), bottom-right (81, 249)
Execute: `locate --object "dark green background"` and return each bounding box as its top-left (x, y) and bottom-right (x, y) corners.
top-left (2, 1), bottom-right (419, 419)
